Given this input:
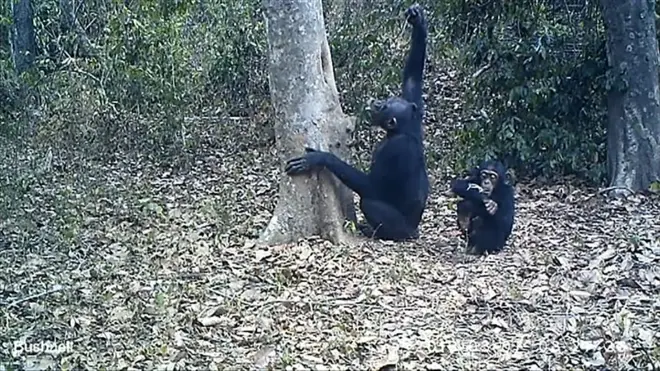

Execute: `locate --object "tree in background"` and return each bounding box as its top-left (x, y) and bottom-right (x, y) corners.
top-left (258, 0), bottom-right (357, 246)
top-left (9, 0), bottom-right (36, 74)
top-left (3, 0), bottom-right (655, 190)
top-left (58, 0), bottom-right (95, 58)
top-left (601, 0), bottom-right (660, 194)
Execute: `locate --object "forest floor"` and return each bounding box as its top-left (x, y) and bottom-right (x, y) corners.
top-left (1, 130), bottom-right (659, 371)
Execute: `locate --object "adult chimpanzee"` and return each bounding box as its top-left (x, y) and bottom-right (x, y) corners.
top-left (284, 4), bottom-right (429, 241)
top-left (450, 160), bottom-right (515, 254)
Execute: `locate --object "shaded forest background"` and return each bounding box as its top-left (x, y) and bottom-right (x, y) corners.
top-left (0, 0), bottom-right (633, 183)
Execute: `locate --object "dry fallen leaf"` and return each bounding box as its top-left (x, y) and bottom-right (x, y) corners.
top-left (636, 328), bottom-right (655, 348)
top-left (578, 339), bottom-right (602, 351)
top-left (254, 248), bottom-right (272, 262)
top-left (252, 346), bottom-right (276, 369)
top-left (370, 345), bottom-right (400, 371)
top-left (582, 351), bottom-right (606, 367)
top-left (197, 316), bottom-right (224, 327)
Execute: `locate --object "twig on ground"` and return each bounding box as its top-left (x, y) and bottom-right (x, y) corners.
top-left (584, 185), bottom-right (635, 201)
top-left (597, 185), bottom-right (634, 195)
top-left (472, 63), bottom-right (492, 79)
top-left (4, 285), bottom-right (64, 308)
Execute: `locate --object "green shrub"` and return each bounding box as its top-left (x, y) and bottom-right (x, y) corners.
top-left (440, 0), bottom-right (608, 182)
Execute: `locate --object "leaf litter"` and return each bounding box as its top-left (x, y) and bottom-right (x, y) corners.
top-left (0, 71), bottom-right (659, 370)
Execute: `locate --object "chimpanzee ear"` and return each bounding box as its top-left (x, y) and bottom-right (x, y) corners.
top-left (411, 103), bottom-right (418, 112)
top-left (505, 169), bottom-right (516, 185)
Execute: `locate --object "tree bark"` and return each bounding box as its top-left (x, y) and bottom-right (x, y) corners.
top-left (259, 0), bottom-right (357, 246)
top-left (601, 0), bottom-right (660, 194)
top-left (9, 0), bottom-right (37, 74)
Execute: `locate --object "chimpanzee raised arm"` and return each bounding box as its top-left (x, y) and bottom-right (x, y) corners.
top-left (285, 4), bottom-right (430, 241)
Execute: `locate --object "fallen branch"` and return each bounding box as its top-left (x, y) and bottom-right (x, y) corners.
top-left (583, 185), bottom-right (636, 201)
top-left (598, 185), bottom-right (634, 195)
top-left (472, 63), bottom-right (492, 79)
top-left (4, 285), bottom-right (64, 308)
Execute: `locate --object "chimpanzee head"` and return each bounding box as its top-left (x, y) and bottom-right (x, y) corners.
top-left (369, 97), bottom-right (418, 133)
top-left (478, 160), bottom-right (506, 197)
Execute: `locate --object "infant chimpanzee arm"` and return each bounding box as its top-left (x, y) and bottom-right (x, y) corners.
top-left (402, 4), bottom-right (427, 109)
top-left (450, 177), bottom-right (486, 206)
top-left (490, 185), bottom-right (516, 225)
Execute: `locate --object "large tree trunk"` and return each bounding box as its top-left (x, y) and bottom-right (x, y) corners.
top-left (259, 0), bottom-right (357, 246)
top-left (601, 0), bottom-right (660, 194)
top-left (9, 0), bottom-right (37, 74)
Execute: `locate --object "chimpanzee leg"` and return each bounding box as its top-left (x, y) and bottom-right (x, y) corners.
top-left (359, 198), bottom-right (418, 241)
top-left (470, 225), bottom-right (504, 255)
top-left (456, 199), bottom-right (474, 233)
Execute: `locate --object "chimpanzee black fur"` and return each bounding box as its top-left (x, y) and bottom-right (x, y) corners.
top-left (451, 160), bottom-right (515, 254)
top-left (285, 4), bottom-right (429, 241)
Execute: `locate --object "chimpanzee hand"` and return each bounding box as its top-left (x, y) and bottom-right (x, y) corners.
top-left (285, 147), bottom-right (326, 175)
top-left (484, 199), bottom-right (498, 215)
top-left (467, 183), bottom-right (484, 193)
top-left (405, 4), bottom-right (425, 28)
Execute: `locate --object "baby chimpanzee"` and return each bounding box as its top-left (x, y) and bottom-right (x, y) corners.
top-left (450, 160), bottom-right (515, 254)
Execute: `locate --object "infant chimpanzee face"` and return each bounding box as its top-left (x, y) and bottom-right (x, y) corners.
top-left (478, 160), bottom-right (507, 197)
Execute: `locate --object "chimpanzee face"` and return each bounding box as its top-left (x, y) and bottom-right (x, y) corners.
top-left (474, 159), bottom-right (507, 197)
top-left (480, 167), bottom-right (500, 196)
top-left (369, 97), bottom-right (417, 132)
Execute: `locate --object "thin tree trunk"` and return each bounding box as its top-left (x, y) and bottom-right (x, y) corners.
top-left (601, 0), bottom-right (660, 194)
top-left (59, 0), bottom-right (95, 57)
top-left (9, 0), bottom-right (37, 74)
top-left (259, 0), bottom-right (357, 246)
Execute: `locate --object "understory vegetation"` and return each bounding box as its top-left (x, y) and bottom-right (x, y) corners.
top-left (1, 0), bottom-right (631, 182)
